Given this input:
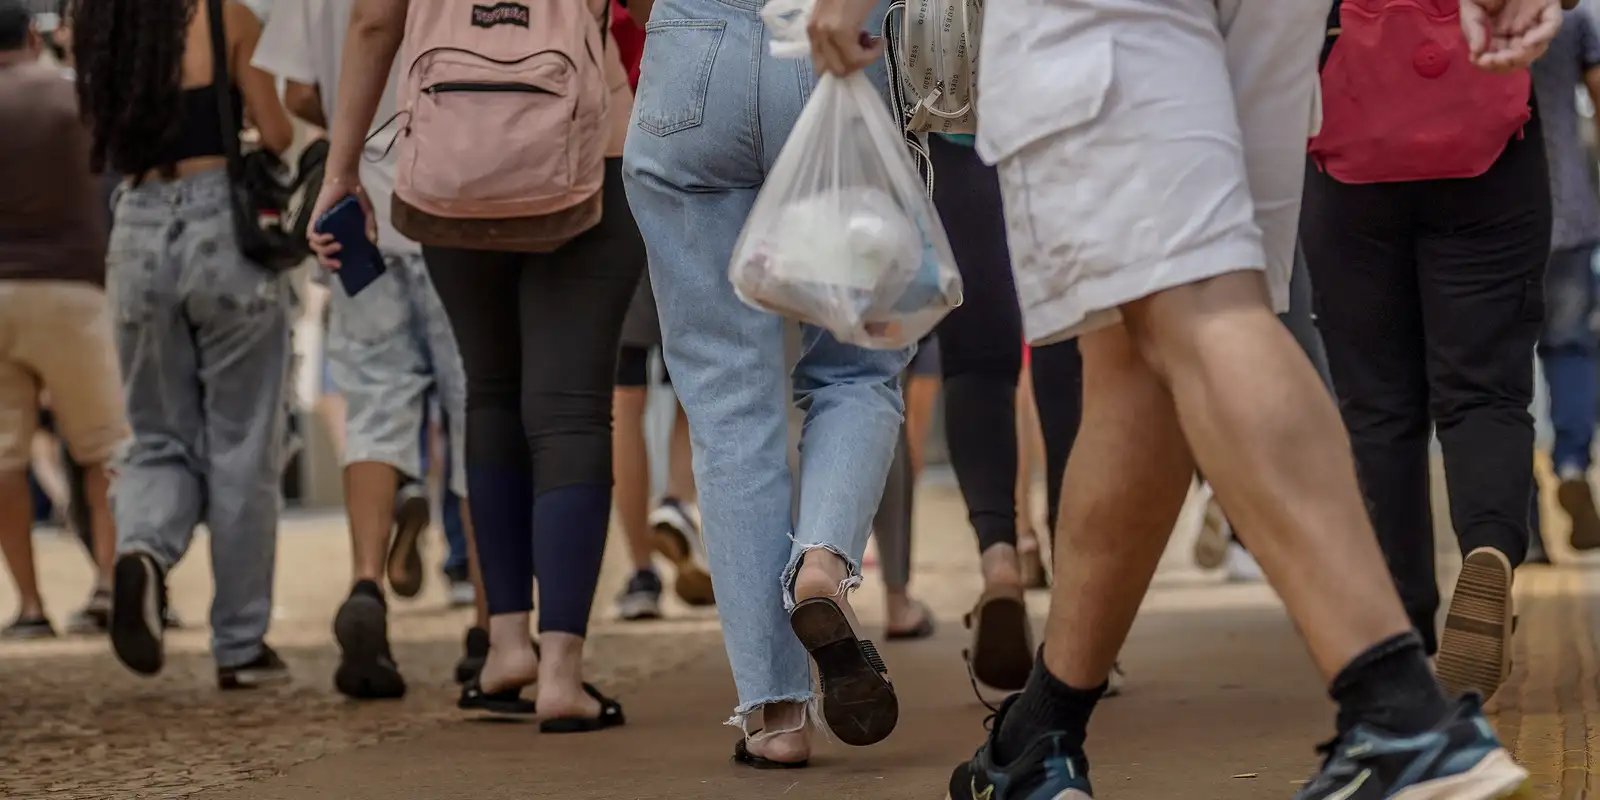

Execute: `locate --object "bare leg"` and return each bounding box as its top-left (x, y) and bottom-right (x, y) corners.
top-left (29, 433), bottom-right (70, 515)
top-left (82, 465), bottom-right (115, 589)
top-left (537, 632), bottom-right (605, 719)
top-left (0, 471), bottom-right (44, 617)
top-left (1014, 366), bottom-right (1047, 585)
top-left (1119, 272), bottom-right (1412, 680)
top-left (904, 374), bottom-right (940, 479)
top-left (343, 462), bottom-right (399, 585)
top-left (317, 393), bottom-right (347, 457)
top-left (611, 388), bottom-right (655, 571)
top-left (1040, 326), bottom-right (1198, 687)
top-left (481, 612), bottom-right (539, 693)
top-left (665, 403), bottom-right (696, 504)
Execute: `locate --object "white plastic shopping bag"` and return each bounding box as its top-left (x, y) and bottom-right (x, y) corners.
top-left (729, 0), bottom-right (962, 349)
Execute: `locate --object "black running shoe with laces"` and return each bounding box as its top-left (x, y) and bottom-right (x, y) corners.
top-left (333, 582), bottom-right (405, 699)
top-left (1293, 696), bottom-right (1526, 800)
top-left (947, 695), bottom-right (1094, 800)
top-left (616, 569), bottom-right (664, 621)
top-left (218, 644), bottom-right (291, 690)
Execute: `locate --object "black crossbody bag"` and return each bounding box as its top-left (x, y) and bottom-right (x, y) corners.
top-left (205, 0), bottom-right (308, 272)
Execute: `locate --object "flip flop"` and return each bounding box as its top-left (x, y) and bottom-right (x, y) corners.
top-left (732, 735), bottom-right (810, 769)
top-left (884, 601), bottom-right (936, 641)
top-left (789, 596), bottom-right (899, 746)
top-left (458, 677), bottom-right (537, 716)
top-left (539, 683), bottom-right (626, 733)
top-left (965, 588), bottom-right (1033, 691)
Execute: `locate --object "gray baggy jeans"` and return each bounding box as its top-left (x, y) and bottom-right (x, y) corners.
top-left (106, 170), bottom-right (290, 668)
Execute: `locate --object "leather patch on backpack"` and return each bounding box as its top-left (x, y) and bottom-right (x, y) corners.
top-left (471, 2), bottom-right (531, 28)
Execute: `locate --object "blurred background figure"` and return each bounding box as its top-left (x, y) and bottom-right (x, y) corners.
top-left (74, 0), bottom-right (295, 689)
top-left (1532, 0), bottom-right (1600, 554)
top-left (255, 0), bottom-right (484, 701)
top-left (0, 0), bottom-right (128, 640)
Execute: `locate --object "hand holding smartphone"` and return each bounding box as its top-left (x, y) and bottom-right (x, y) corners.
top-left (314, 195), bottom-right (386, 296)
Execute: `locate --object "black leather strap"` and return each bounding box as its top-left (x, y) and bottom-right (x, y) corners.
top-left (205, 0), bottom-right (244, 182)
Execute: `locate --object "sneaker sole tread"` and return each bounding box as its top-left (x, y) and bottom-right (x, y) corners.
top-left (1438, 549), bottom-right (1512, 703)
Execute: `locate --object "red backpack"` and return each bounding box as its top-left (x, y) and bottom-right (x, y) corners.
top-left (611, 0), bottom-right (644, 90)
top-left (1308, 0), bottom-right (1531, 184)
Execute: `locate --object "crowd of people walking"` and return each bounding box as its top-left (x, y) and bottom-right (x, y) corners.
top-left (3, 0), bottom-right (1598, 796)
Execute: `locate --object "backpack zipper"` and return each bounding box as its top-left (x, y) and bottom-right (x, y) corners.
top-left (423, 81), bottom-right (555, 95)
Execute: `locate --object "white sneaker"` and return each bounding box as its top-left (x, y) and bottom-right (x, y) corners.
top-left (1224, 543), bottom-right (1264, 584)
top-left (447, 578), bottom-right (476, 609)
top-left (1193, 483), bottom-right (1231, 570)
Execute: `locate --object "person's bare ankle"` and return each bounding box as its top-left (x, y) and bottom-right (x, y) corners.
top-left (885, 591), bottom-right (925, 630)
top-left (749, 702), bottom-right (811, 763)
top-left (535, 632), bottom-right (600, 718)
top-left (792, 550), bottom-right (850, 603)
top-left (481, 614), bottom-right (538, 693)
top-left (981, 543), bottom-right (1024, 593)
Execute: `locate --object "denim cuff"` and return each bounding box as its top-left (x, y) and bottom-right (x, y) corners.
top-left (779, 541), bottom-right (863, 612)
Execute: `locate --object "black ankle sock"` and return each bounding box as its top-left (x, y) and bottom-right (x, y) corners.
top-left (1329, 631), bottom-right (1450, 736)
top-left (351, 579), bottom-right (384, 604)
top-left (994, 651), bottom-right (1105, 764)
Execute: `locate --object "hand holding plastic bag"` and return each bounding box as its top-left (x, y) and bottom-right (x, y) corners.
top-left (729, 0), bottom-right (961, 350)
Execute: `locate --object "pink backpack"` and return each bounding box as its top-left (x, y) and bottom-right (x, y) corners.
top-left (391, 1), bottom-right (610, 251)
top-left (1308, 0), bottom-right (1530, 184)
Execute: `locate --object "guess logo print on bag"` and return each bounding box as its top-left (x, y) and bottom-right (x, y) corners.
top-left (471, 2), bottom-right (531, 28)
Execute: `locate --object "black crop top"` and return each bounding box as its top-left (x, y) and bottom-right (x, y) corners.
top-left (152, 84), bottom-right (242, 167)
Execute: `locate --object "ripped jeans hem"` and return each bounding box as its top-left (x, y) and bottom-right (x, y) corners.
top-left (725, 692), bottom-right (820, 736)
top-left (779, 541), bottom-right (863, 612)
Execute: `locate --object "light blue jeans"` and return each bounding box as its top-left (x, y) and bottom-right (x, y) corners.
top-left (623, 0), bottom-right (907, 723)
top-left (106, 170), bottom-right (290, 668)
top-left (326, 252), bottom-right (468, 498)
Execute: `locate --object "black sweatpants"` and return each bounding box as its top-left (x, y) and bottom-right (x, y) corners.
top-left (425, 159), bottom-right (644, 634)
top-left (929, 135), bottom-right (1026, 554)
top-left (1301, 125), bottom-right (1550, 653)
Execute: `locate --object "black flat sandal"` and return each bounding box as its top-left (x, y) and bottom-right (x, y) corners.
top-left (539, 683), bottom-right (625, 734)
top-left (884, 600), bottom-right (936, 641)
top-left (732, 734), bottom-right (810, 769)
top-left (789, 596), bottom-right (899, 746)
top-left (458, 677), bottom-right (537, 716)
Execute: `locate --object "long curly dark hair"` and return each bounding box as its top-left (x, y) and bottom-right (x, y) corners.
top-left (72, 0), bottom-right (196, 176)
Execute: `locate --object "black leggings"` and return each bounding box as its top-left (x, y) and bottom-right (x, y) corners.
top-left (929, 135), bottom-right (1026, 554)
top-left (425, 159), bottom-right (644, 635)
top-left (1030, 339), bottom-right (1083, 539)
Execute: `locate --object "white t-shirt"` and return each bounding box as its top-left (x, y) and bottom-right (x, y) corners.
top-left (252, 0), bottom-right (418, 255)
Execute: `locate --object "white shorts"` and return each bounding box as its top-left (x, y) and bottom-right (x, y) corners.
top-left (976, 0), bottom-right (1328, 344)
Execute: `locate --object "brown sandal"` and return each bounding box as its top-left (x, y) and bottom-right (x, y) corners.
top-left (964, 588), bottom-right (1034, 691)
top-left (790, 597), bottom-right (899, 746)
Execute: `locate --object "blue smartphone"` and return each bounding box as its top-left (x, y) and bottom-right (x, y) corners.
top-left (315, 195), bottom-right (385, 296)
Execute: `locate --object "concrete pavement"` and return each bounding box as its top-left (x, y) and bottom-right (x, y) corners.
top-left (2, 477), bottom-right (1597, 799)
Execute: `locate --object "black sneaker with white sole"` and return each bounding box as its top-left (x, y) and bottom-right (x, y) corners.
top-left (616, 569), bottom-right (664, 621)
top-left (333, 581), bottom-right (406, 700)
top-left (219, 644), bottom-right (291, 690)
top-left (2, 615), bottom-right (57, 640)
top-left (111, 552), bottom-right (166, 675)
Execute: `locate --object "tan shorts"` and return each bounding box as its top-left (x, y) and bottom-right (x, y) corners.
top-left (975, 0), bottom-right (1328, 344)
top-left (0, 281), bottom-right (129, 470)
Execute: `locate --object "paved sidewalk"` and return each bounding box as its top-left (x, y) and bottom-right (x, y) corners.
top-left (2, 479), bottom-right (1597, 799)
